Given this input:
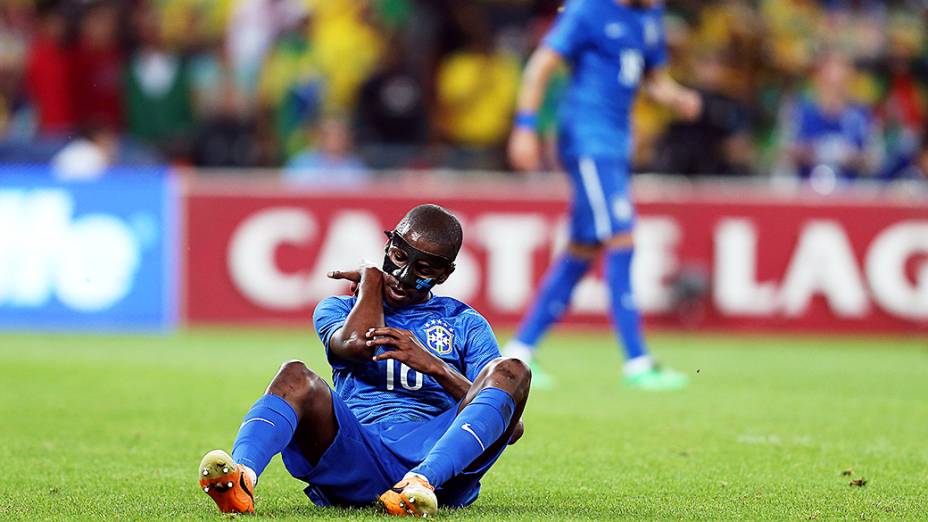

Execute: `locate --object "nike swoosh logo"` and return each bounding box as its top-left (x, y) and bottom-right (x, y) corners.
top-left (461, 423), bottom-right (485, 451)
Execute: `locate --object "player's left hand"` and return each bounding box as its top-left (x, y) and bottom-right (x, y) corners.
top-left (367, 327), bottom-right (443, 375)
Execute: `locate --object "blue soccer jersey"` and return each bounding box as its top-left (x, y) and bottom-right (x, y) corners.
top-left (544, 0), bottom-right (667, 159)
top-left (313, 295), bottom-right (501, 425)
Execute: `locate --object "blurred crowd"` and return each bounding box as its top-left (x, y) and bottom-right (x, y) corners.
top-left (0, 0), bottom-right (926, 184)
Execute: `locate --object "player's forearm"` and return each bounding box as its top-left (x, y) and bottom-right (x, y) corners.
top-left (645, 68), bottom-right (701, 120)
top-left (330, 277), bottom-right (385, 362)
top-left (515, 48), bottom-right (562, 116)
top-left (429, 362), bottom-right (472, 402)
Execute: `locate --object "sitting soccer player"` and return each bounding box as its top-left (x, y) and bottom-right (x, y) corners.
top-left (198, 204), bottom-right (530, 517)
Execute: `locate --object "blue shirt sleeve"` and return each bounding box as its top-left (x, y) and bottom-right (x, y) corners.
top-left (312, 296), bottom-right (355, 369)
top-left (643, 8), bottom-right (668, 72)
top-left (459, 309), bottom-right (501, 382)
top-left (542, 0), bottom-right (588, 61)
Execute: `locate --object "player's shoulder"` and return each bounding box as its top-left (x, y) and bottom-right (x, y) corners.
top-left (429, 295), bottom-right (491, 328)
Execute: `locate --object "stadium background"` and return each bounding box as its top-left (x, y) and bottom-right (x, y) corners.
top-left (1, 0), bottom-right (927, 520)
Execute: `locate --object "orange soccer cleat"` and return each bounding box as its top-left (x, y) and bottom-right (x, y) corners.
top-left (378, 475), bottom-right (438, 517)
top-left (198, 450), bottom-right (255, 514)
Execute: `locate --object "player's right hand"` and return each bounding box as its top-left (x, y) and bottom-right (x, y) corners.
top-left (508, 128), bottom-right (542, 172)
top-left (327, 266), bottom-right (382, 295)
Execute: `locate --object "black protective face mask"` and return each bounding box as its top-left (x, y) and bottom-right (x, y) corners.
top-left (382, 231), bottom-right (454, 293)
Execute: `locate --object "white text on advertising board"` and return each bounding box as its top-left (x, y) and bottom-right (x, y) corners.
top-left (0, 189), bottom-right (142, 312)
top-left (225, 208), bottom-right (928, 321)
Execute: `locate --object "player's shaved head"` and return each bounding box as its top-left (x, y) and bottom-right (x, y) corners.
top-left (394, 204), bottom-right (463, 261)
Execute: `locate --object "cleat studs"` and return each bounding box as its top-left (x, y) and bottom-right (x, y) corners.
top-left (408, 497), bottom-right (416, 503)
top-left (222, 467), bottom-right (229, 473)
top-left (227, 481), bottom-right (233, 488)
top-left (203, 486), bottom-right (209, 492)
top-left (202, 469), bottom-right (209, 476)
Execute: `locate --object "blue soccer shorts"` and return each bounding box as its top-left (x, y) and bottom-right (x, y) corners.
top-left (279, 388), bottom-right (508, 508)
top-left (563, 155), bottom-right (636, 245)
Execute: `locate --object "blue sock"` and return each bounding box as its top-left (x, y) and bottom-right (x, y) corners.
top-left (410, 388), bottom-right (516, 487)
top-left (515, 254), bottom-right (592, 346)
top-left (605, 248), bottom-right (647, 361)
top-left (231, 394), bottom-right (298, 478)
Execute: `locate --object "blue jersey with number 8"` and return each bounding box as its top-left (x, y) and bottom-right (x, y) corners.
top-left (313, 295), bottom-right (500, 426)
top-left (544, 0), bottom-right (667, 160)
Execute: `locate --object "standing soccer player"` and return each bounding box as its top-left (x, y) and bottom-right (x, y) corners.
top-left (198, 204), bottom-right (529, 517)
top-left (504, 0), bottom-right (701, 390)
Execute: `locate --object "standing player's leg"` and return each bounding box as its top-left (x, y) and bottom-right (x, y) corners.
top-left (504, 243), bottom-right (597, 361)
top-left (595, 158), bottom-right (687, 390)
top-left (503, 156), bottom-right (602, 385)
top-left (604, 233), bottom-right (653, 371)
top-left (198, 360), bottom-right (338, 514)
top-left (379, 358), bottom-right (531, 516)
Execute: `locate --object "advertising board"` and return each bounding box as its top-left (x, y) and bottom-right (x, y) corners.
top-left (0, 168), bottom-right (178, 331)
top-left (184, 181), bottom-right (927, 333)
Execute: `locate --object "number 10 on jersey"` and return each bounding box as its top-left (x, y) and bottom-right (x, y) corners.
top-left (385, 359), bottom-right (423, 391)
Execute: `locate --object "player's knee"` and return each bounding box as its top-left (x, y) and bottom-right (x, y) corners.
top-left (268, 360), bottom-right (327, 409)
top-left (604, 231), bottom-right (634, 250)
top-left (490, 357), bottom-right (532, 395)
top-left (566, 241), bottom-right (602, 260)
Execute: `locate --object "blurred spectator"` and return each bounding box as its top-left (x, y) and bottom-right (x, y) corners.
top-left (190, 83), bottom-right (261, 168)
top-left (354, 36), bottom-right (429, 169)
top-left (226, 0), bottom-right (307, 99)
top-left (435, 6), bottom-right (519, 168)
top-left (124, 1), bottom-right (193, 156)
top-left (284, 114), bottom-right (368, 185)
top-left (72, 0), bottom-right (124, 131)
top-left (310, 0), bottom-right (385, 111)
top-left (786, 52), bottom-right (875, 186)
top-left (0, 2), bottom-right (32, 137)
top-left (1, 0), bottom-right (925, 180)
top-left (188, 40), bottom-right (230, 118)
top-left (872, 15), bottom-right (927, 181)
top-left (24, 0), bottom-right (73, 136)
top-left (654, 50), bottom-right (754, 176)
top-left (819, 0), bottom-right (887, 62)
top-left (761, 0), bottom-right (824, 76)
top-left (158, 0), bottom-right (232, 51)
top-left (257, 5), bottom-right (324, 161)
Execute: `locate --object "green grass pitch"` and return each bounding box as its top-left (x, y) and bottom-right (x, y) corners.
top-left (1, 329), bottom-right (926, 520)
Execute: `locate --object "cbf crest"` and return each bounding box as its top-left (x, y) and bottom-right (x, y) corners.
top-left (423, 319), bottom-right (454, 355)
